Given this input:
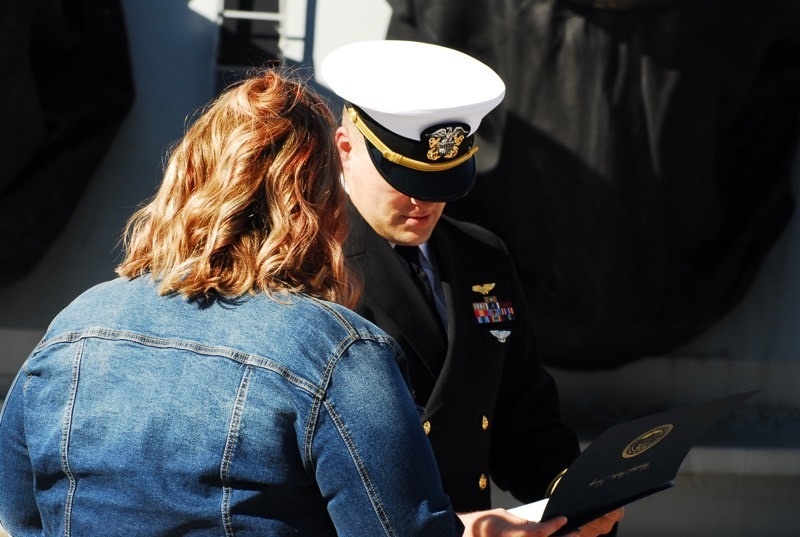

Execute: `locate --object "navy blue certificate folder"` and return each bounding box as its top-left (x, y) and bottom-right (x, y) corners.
top-left (512, 390), bottom-right (758, 535)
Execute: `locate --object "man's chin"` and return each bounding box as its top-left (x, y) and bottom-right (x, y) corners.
top-left (395, 232), bottom-right (434, 246)
top-left (402, 215), bottom-right (439, 233)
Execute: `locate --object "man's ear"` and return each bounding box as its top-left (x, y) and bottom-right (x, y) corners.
top-left (334, 125), bottom-right (352, 162)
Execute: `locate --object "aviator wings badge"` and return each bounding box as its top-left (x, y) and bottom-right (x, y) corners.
top-left (489, 330), bottom-right (511, 343)
top-left (471, 283), bottom-right (495, 295)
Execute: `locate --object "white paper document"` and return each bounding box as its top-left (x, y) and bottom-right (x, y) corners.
top-left (508, 498), bottom-right (549, 522)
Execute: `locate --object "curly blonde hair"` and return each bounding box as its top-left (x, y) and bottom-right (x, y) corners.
top-left (117, 69), bottom-right (358, 308)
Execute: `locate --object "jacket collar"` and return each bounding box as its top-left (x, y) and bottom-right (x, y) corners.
top-left (345, 202), bottom-right (448, 380)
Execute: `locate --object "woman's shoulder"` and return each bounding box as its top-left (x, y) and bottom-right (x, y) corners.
top-left (301, 296), bottom-right (392, 341)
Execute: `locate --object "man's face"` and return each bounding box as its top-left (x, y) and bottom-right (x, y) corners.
top-left (336, 123), bottom-right (445, 246)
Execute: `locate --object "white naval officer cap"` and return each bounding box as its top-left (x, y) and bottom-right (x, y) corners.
top-left (320, 40), bottom-right (506, 202)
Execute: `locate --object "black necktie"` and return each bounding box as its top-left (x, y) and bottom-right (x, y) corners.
top-left (395, 245), bottom-right (435, 305)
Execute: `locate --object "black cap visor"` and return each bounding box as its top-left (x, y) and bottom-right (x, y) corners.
top-left (365, 140), bottom-right (477, 202)
top-left (349, 104), bottom-right (478, 202)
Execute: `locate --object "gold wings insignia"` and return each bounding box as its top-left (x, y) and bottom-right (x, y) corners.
top-left (472, 283), bottom-right (496, 295)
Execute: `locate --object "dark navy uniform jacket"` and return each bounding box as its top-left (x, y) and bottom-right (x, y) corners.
top-left (345, 206), bottom-right (580, 512)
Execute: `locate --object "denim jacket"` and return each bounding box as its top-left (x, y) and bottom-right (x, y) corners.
top-left (0, 277), bottom-right (461, 536)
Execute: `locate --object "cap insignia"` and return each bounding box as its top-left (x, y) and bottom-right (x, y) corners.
top-left (425, 125), bottom-right (470, 161)
top-left (348, 106), bottom-right (478, 172)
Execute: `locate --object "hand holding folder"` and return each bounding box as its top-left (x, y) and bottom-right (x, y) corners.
top-left (510, 390), bottom-right (758, 535)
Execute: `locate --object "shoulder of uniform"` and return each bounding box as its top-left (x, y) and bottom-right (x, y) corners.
top-left (439, 214), bottom-right (509, 254)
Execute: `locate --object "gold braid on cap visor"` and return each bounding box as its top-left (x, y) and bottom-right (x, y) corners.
top-left (347, 106), bottom-right (479, 172)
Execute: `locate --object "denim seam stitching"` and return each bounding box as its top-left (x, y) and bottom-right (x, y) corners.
top-left (38, 328), bottom-right (320, 395)
top-left (306, 298), bottom-right (360, 340)
top-left (323, 398), bottom-right (397, 537)
top-left (220, 364), bottom-right (252, 537)
top-left (308, 330), bottom-right (397, 537)
top-left (303, 326), bottom-right (358, 466)
top-left (61, 337), bottom-right (84, 537)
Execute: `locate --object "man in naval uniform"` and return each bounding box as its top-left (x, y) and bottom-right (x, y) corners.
top-left (322, 42), bottom-right (621, 535)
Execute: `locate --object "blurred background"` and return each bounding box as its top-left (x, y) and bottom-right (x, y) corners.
top-left (1, 1), bottom-right (798, 535)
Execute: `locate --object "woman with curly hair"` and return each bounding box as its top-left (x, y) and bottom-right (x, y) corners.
top-left (0, 69), bottom-right (464, 536)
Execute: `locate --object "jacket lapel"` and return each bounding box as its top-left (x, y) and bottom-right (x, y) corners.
top-left (424, 220), bottom-right (471, 411)
top-left (345, 206), bottom-right (448, 382)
